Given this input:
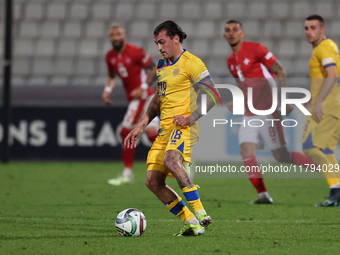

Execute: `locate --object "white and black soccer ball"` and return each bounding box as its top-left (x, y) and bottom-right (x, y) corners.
top-left (115, 208), bottom-right (147, 237)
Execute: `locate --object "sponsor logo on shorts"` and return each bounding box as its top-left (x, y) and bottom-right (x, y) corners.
top-left (170, 140), bottom-right (177, 145)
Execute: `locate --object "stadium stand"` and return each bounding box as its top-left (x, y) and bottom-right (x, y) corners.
top-left (0, 0), bottom-right (339, 105)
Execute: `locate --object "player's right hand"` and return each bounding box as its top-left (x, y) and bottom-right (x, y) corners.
top-left (124, 126), bottom-right (143, 149)
top-left (227, 101), bottom-right (233, 112)
top-left (314, 101), bottom-right (324, 122)
top-left (102, 91), bottom-right (113, 105)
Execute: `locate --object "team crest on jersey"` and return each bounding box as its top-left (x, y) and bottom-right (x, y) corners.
top-left (111, 59), bottom-right (116, 64)
top-left (126, 58), bottom-right (131, 64)
top-left (173, 68), bottom-right (180, 76)
top-left (231, 65), bottom-right (234, 71)
top-left (244, 58), bottom-right (250, 65)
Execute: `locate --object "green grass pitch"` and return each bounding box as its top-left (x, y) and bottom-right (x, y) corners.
top-left (1, 161), bottom-right (339, 254)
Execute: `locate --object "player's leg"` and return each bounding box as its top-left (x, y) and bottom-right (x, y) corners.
top-left (146, 168), bottom-right (197, 222)
top-left (145, 170), bottom-right (203, 236)
top-left (163, 149), bottom-right (207, 236)
top-left (268, 112), bottom-right (315, 167)
top-left (271, 144), bottom-right (315, 166)
top-left (325, 153), bottom-right (340, 200)
top-left (108, 100), bottom-right (142, 185)
top-left (302, 115), bottom-right (340, 206)
top-left (239, 117), bottom-right (272, 204)
top-left (146, 135), bottom-right (204, 236)
top-left (241, 142), bottom-right (272, 204)
top-left (164, 128), bottom-right (212, 226)
top-left (146, 170), bottom-right (178, 203)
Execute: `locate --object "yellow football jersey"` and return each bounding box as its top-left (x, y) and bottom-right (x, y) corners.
top-left (309, 39), bottom-right (340, 118)
top-left (156, 50), bottom-right (211, 136)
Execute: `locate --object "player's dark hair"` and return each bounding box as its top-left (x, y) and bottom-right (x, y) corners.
top-left (226, 20), bottom-right (242, 29)
top-left (305, 15), bottom-right (324, 26)
top-left (154, 20), bottom-right (187, 43)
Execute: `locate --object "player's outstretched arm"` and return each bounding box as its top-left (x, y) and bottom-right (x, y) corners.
top-left (175, 77), bottom-right (220, 127)
top-left (102, 70), bottom-right (117, 105)
top-left (269, 61), bottom-right (287, 88)
top-left (145, 61), bottom-right (157, 86)
top-left (131, 61), bottom-right (158, 99)
top-left (124, 88), bottom-right (160, 149)
top-left (269, 61), bottom-right (294, 115)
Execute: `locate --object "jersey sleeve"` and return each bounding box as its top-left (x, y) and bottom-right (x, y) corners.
top-left (315, 42), bottom-right (337, 69)
top-left (256, 43), bottom-right (277, 69)
top-left (186, 57), bottom-right (211, 84)
top-left (135, 47), bottom-right (153, 68)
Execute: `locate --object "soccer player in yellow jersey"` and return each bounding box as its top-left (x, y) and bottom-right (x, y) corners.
top-left (303, 15), bottom-right (340, 207)
top-left (125, 21), bottom-right (220, 236)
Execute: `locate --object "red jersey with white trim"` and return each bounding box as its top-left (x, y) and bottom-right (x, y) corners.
top-left (106, 43), bottom-right (154, 102)
top-left (227, 41), bottom-right (278, 116)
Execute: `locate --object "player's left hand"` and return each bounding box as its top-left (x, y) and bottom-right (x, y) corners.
top-left (173, 115), bottom-right (190, 127)
top-left (130, 88), bottom-right (144, 99)
top-left (286, 104), bottom-right (294, 116)
top-left (314, 101), bottom-right (323, 122)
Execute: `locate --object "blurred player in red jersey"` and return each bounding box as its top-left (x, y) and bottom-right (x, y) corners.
top-left (103, 24), bottom-right (159, 186)
top-left (224, 20), bottom-right (315, 204)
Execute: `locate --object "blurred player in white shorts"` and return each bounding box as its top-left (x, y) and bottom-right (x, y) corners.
top-left (103, 24), bottom-right (159, 186)
top-left (239, 114), bottom-right (286, 152)
top-left (225, 20), bottom-right (315, 204)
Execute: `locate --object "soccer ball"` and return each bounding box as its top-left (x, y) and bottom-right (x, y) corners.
top-left (115, 208), bottom-right (147, 237)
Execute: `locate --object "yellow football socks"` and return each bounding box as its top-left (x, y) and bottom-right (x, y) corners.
top-left (166, 197), bottom-right (195, 222)
top-left (182, 185), bottom-right (204, 212)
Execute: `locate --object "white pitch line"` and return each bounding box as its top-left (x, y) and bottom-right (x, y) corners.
top-left (0, 217), bottom-right (316, 224)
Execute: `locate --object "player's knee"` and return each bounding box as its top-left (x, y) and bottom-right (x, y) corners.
top-left (240, 148), bottom-right (254, 158)
top-left (303, 149), bottom-right (313, 158)
top-left (240, 143), bottom-right (257, 158)
top-left (145, 178), bottom-right (161, 193)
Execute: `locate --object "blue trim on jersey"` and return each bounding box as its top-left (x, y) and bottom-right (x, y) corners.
top-left (302, 133), bottom-right (316, 150)
top-left (183, 190), bottom-right (200, 202)
top-left (321, 148), bottom-right (333, 154)
top-left (166, 49), bottom-right (187, 66)
top-left (157, 59), bottom-right (167, 69)
top-left (323, 63), bottom-right (336, 68)
top-left (198, 75), bottom-right (212, 85)
top-left (170, 199), bottom-right (185, 216)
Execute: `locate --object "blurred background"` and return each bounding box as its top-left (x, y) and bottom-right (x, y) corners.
top-left (0, 0), bottom-right (339, 161)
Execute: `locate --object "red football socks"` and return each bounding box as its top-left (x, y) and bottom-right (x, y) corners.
top-left (243, 155), bottom-right (267, 193)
